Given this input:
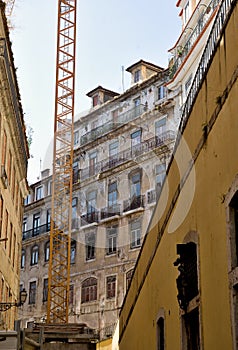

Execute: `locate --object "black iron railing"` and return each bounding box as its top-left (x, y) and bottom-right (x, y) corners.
top-left (22, 223), bottom-right (50, 241)
top-left (123, 195), bottom-right (145, 212)
top-left (180, 0), bottom-right (236, 131)
top-left (101, 204), bottom-right (121, 220)
top-left (81, 211), bottom-right (99, 226)
top-left (80, 104), bottom-right (146, 145)
top-left (80, 131), bottom-right (175, 180)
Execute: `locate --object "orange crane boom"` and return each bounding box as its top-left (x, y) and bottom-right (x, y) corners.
top-left (47, 0), bottom-right (77, 324)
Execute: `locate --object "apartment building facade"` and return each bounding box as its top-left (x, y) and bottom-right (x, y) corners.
top-left (0, 1), bottom-right (29, 330)
top-left (20, 60), bottom-right (176, 335)
top-left (167, 0), bottom-right (222, 122)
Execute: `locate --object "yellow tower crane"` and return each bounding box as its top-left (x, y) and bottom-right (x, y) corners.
top-left (47, 0), bottom-right (77, 324)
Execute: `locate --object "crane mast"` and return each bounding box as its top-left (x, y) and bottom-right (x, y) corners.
top-left (47, 0), bottom-right (77, 324)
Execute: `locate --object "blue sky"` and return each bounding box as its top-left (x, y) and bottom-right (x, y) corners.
top-left (10, 0), bottom-right (181, 183)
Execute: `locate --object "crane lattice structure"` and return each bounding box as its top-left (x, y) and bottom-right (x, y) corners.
top-left (47, 0), bottom-right (77, 324)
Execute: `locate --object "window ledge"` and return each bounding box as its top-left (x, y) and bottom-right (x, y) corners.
top-left (122, 207), bottom-right (144, 217)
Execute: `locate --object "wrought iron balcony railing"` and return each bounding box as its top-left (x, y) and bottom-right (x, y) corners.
top-left (80, 131), bottom-right (175, 181)
top-left (123, 195), bottom-right (145, 213)
top-left (80, 104), bottom-right (146, 145)
top-left (101, 204), bottom-right (121, 220)
top-left (22, 223), bottom-right (51, 241)
top-left (169, 0), bottom-right (220, 79)
top-left (180, 0), bottom-right (236, 130)
top-left (81, 211), bottom-right (99, 226)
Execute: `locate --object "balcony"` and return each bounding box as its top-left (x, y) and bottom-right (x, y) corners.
top-left (80, 131), bottom-right (175, 181)
top-left (81, 211), bottom-right (99, 226)
top-left (80, 104), bottom-right (146, 145)
top-left (169, 0), bottom-right (219, 79)
top-left (22, 223), bottom-right (51, 241)
top-left (123, 195), bottom-right (145, 213)
top-left (101, 204), bottom-right (121, 220)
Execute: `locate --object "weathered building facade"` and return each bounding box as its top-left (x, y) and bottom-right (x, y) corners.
top-left (167, 0), bottom-right (222, 123)
top-left (20, 60), bottom-right (176, 336)
top-left (0, 1), bottom-right (29, 331)
top-left (119, 0), bottom-right (238, 349)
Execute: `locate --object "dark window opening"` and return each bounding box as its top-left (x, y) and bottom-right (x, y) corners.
top-left (182, 307), bottom-right (200, 350)
top-left (174, 242), bottom-right (198, 311)
top-left (157, 317), bottom-right (165, 350)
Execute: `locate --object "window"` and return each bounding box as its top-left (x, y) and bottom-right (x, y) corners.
top-left (45, 241), bottom-right (50, 262)
top-left (158, 85), bottom-right (166, 100)
top-left (70, 240), bottom-right (76, 264)
top-left (184, 1), bottom-right (190, 23)
top-left (46, 210), bottom-right (51, 231)
top-left (81, 277), bottom-right (97, 303)
top-left (106, 276), bottom-right (116, 299)
top-left (35, 186), bottom-right (43, 201)
top-left (87, 190), bottom-right (97, 215)
top-left (29, 281), bottom-right (36, 304)
top-left (47, 181), bottom-right (52, 196)
top-left (85, 232), bottom-right (96, 260)
top-left (89, 151), bottom-right (97, 176)
top-left (24, 194), bottom-right (31, 206)
top-left (130, 172), bottom-right (141, 200)
top-left (174, 241), bottom-right (200, 349)
top-left (109, 141), bottom-right (119, 165)
top-left (21, 250), bottom-right (26, 268)
top-left (106, 226), bottom-right (117, 255)
top-left (72, 197), bottom-right (77, 220)
top-left (156, 163), bottom-right (166, 195)
top-left (69, 285), bottom-right (74, 305)
top-left (92, 94), bottom-right (99, 107)
top-left (182, 307), bottom-right (200, 350)
top-left (174, 242), bottom-right (198, 310)
top-left (108, 182), bottom-right (117, 208)
top-left (155, 118), bottom-right (167, 141)
top-left (43, 278), bottom-right (48, 302)
top-left (130, 220), bottom-right (141, 249)
top-left (229, 192), bottom-right (238, 267)
top-left (228, 190), bottom-right (238, 347)
top-left (74, 130), bottom-right (79, 146)
top-left (134, 97), bottom-right (141, 117)
top-left (112, 109), bottom-right (118, 124)
top-left (22, 217), bottom-right (27, 233)
top-left (157, 317), bottom-right (165, 350)
top-left (126, 269), bottom-right (133, 290)
top-left (31, 245), bottom-right (39, 265)
top-left (134, 69), bottom-right (141, 83)
top-left (131, 130), bottom-right (141, 153)
top-left (33, 213), bottom-right (40, 235)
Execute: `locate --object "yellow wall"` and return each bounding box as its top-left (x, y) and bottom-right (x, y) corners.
top-left (97, 338), bottom-right (112, 350)
top-left (119, 2), bottom-right (238, 349)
